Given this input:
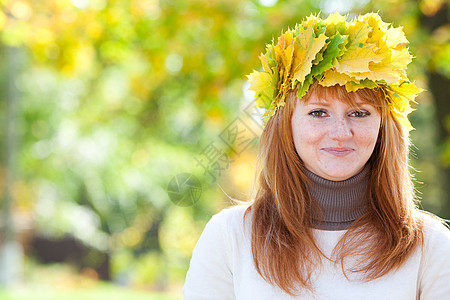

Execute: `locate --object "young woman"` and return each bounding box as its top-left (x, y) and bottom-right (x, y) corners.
top-left (183, 13), bottom-right (450, 299)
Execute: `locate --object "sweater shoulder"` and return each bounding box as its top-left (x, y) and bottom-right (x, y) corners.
top-left (415, 213), bottom-right (450, 298)
top-left (216, 204), bottom-right (250, 220)
top-left (419, 212), bottom-right (450, 244)
top-left (212, 204), bottom-right (252, 234)
top-left (416, 211), bottom-right (450, 260)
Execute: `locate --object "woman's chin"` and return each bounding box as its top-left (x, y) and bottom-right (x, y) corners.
top-left (313, 165), bottom-right (364, 181)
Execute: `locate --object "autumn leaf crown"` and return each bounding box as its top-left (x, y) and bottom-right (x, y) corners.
top-left (247, 12), bottom-right (423, 131)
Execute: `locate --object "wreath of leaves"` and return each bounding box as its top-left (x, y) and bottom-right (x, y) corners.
top-left (247, 12), bottom-right (423, 131)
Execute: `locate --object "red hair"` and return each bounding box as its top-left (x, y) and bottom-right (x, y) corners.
top-left (246, 82), bottom-right (423, 295)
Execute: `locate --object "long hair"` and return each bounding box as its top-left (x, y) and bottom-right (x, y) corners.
top-left (246, 81), bottom-right (423, 295)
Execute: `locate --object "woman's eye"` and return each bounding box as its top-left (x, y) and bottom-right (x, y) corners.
top-left (350, 110), bottom-right (370, 118)
top-left (309, 110), bottom-right (327, 117)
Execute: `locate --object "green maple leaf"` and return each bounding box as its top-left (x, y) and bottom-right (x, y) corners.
top-left (311, 33), bottom-right (347, 77)
top-left (297, 74), bottom-right (314, 100)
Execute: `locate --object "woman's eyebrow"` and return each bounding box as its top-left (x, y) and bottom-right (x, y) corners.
top-left (304, 101), bottom-right (330, 106)
top-left (304, 100), bottom-right (374, 107)
top-left (354, 102), bottom-right (374, 107)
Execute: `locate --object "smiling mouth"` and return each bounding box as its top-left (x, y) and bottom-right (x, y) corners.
top-left (322, 147), bottom-right (354, 157)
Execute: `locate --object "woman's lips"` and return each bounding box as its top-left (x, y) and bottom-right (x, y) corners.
top-left (321, 147), bottom-right (354, 157)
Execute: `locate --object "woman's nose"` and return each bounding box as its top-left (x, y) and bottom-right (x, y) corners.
top-left (328, 117), bottom-right (352, 140)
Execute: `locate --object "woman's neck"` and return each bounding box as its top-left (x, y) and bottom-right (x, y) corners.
top-left (305, 164), bottom-right (370, 230)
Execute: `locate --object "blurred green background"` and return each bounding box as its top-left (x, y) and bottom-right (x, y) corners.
top-left (0, 0), bottom-right (449, 298)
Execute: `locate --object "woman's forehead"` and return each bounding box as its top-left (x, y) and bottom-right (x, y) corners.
top-left (302, 92), bottom-right (371, 107)
top-left (301, 85), bottom-right (381, 108)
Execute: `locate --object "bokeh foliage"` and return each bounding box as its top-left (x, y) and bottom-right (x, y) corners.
top-left (0, 0), bottom-right (449, 291)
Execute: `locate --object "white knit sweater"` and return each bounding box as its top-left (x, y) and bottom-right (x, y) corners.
top-left (183, 205), bottom-right (450, 300)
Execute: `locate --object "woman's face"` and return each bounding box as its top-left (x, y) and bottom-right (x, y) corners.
top-left (291, 92), bottom-right (381, 181)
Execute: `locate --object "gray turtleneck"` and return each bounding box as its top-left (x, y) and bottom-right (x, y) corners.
top-left (305, 164), bottom-right (370, 231)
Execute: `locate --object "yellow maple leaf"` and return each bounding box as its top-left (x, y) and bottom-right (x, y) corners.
top-left (345, 82), bottom-right (362, 92)
top-left (358, 13), bottom-right (389, 44)
top-left (394, 113), bottom-right (414, 132)
top-left (290, 21), bottom-right (327, 86)
top-left (336, 43), bottom-right (384, 73)
top-left (387, 81), bottom-right (423, 108)
top-left (248, 71), bottom-right (271, 91)
top-left (385, 26), bottom-right (409, 50)
top-left (324, 11), bottom-right (348, 36)
top-left (389, 48), bottom-right (412, 69)
top-left (320, 69), bottom-right (357, 86)
top-left (273, 30), bottom-right (296, 99)
top-left (334, 21), bottom-right (384, 73)
top-left (358, 13), bottom-right (390, 28)
top-left (348, 48), bottom-right (411, 84)
top-left (259, 54), bottom-right (272, 74)
top-left (247, 71), bottom-right (275, 109)
top-left (274, 30), bottom-right (295, 75)
top-left (385, 81), bottom-right (424, 132)
top-left (344, 79), bottom-right (378, 92)
top-left (325, 11), bottom-right (347, 25)
top-left (351, 66), bottom-right (400, 84)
